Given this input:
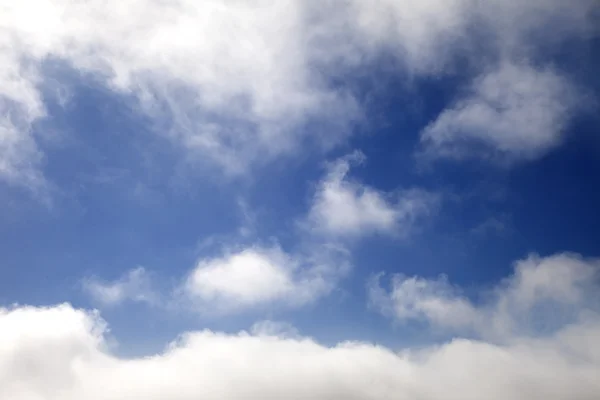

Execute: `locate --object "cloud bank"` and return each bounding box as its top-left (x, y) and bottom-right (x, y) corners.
top-left (1, 293), bottom-right (599, 400)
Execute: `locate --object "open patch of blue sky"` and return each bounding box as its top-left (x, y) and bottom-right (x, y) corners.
top-left (1, 1), bottom-right (600, 399)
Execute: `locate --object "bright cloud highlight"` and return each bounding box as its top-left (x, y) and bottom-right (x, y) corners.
top-left (182, 245), bottom-right (347, 313)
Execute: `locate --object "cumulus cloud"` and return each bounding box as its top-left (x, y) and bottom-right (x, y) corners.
top-left (81, 244), bottom-right (349, 314)
top-left (1, 302), bottom-right (600, 400)
top-left (0, 0), bottom-right (597, 190)
top-left (420, 63), bottom-right (583, 162)
top-left (83, 267), bottom-right (158, 307)
top-left (182, 245), bottom-right (348, 314)
top-left (306, 152), bottom-right (437, 238)
top-left (370, 253), bottom-right (600, 341)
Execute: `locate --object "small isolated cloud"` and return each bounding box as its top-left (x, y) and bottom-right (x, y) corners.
top-left (306, 152), bottom-right (437, 238)
top-left (1, 302), bottom-right (600, 400)
top-left (182, 245), bottom-right (348, 314)
top-left (470, 215), bottom-right (509, 237)
top-left (83, 267), bottom-right (158, 307)
top-left (420, 62), bottom-right (583, 163)
top-left (370, 253), bottom-right (600, 341)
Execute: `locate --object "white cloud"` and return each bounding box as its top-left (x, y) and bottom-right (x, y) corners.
top-left (0, 0), bottom-right (596, 190)
top-left (81, 244), bottom-right (349, 314)
top-left (343, 0), bottom-right (472, 73)
top-left (1, 302), bottom-right (600, 400)
top-left (420, 62), bottom-right (583, 162)
top-left (0, 0), bottom-right (359, 188)
top-left (307, 152), bottom-right (437, 238)
top-left (341, 0), bottom-right (597, 74)
top-left (370, 252), bottom-right (600, 341)
top-left (83, 267), bottom-right (158, 307)
top-left (250, 320), bottom-right (300, 339)
top-left (0, 70), bottom-right (46, 191)
top-left (182, 245), bottom-right (347, 313)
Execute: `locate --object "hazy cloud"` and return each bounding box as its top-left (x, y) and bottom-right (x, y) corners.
top-left (83, 267), bottom-right (158, 307)
top-left (370, 252), bottom-right (600, 341)
top-left (420, 63), bottom-right (583, 162)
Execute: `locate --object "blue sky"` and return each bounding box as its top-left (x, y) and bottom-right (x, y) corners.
top-left (1, 1), bottom-right (600, 399)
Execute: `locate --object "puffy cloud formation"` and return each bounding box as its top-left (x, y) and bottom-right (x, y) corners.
top-left (82, 267), bottom-right (158, 307)
top-left (370, 253), bottom-right (600, 341)
top-left (1, 299), bottom-right (599, 400)
top-left (307, 152), bottom-right (437, 238)
top-left (80, 247), bottom-right (347, 314)
top-left (182, 245), bottom-right (348, 313)
top-left (1, 0), bottom-right (597, 189)
top-left (420, 63), bottom-right (583, 162)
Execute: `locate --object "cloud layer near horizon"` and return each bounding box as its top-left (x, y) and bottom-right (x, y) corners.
top-left (5, 253), bottom-right (599, 400)
top-left (3, 279), bottom-right (600, 400)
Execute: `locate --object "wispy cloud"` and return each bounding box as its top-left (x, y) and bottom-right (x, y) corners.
top-left (420, 63), bottom-right (584, 163)
top-left (82, 267), bottom-right (158, 307)
top-left (370, 252), bottom-right (600, 341)
top-left (0, 0), bottom-right (596, 192)
top-left (0, 0), bottom-right (359, 188)
top-left (250, 319), bottom-right (301, 339)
